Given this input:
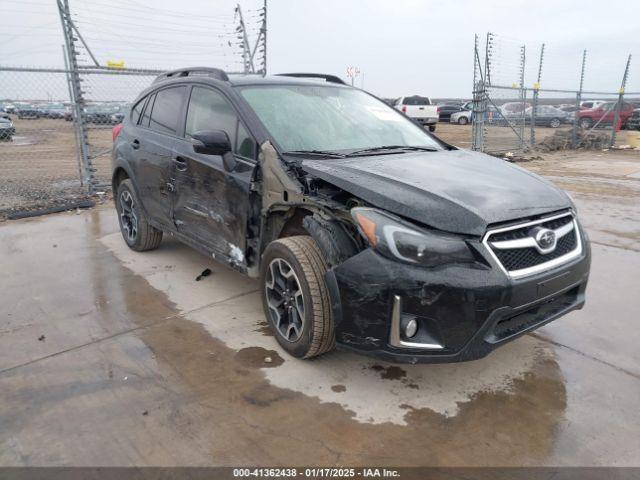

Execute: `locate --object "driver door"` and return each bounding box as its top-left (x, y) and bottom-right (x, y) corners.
top-left (172, 85), bottom-right (258, 266)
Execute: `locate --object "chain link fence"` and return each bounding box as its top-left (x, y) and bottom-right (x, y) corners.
top-left (471, 33), bottom-right (639, 155)
top-left (77, 67), bottom-right (161, 189)
top-left (0, 67), bottom-right (88, 218)
top-left (0, 0), bottom-right (264, 220)
top-left (0, 65), bottom-right (163, 219)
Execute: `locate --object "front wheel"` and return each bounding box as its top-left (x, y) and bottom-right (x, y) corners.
top-left (260, 236), bottom-right (335, 359)
top-left (116, 179), bottom-right (163, 251)
top-left (458, 116), bottom-right (469, 125)
top-left (428, 124), bottom-right (436, 132)
top-left (549, 118), bottom-right (561, 128)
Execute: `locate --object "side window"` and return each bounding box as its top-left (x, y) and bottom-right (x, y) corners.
top-left (149, 86), bottom-right (187, 135)
top-left (140, 93), bottom-right (155, 127)
top-left (236, 121), bottom-right (255, 159)
top-left (186, 87), bottom-right (236, 140)
top-left (131, 97), bottom-right (146, 124)
top-left (186, 86), bottom-right (256, 159)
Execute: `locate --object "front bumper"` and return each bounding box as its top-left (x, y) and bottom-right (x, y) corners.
top-left (327, 226), bottom-right (591, 364)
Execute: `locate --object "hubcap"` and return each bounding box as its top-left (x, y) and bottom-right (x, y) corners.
top-left (119, 190), bottom-right (138, 242)
top-left (265, 258), bottom-right (305, 342)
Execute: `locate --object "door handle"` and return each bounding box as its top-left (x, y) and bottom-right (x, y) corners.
top-left (173, 156), bottom-right (187, 171)
top-left (131, 139), bottom-right (140, 149)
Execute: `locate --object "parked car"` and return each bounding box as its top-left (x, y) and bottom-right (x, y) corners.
top-left (524, 105), bottom-right (571, 128)
top-left (577, 101), bottom-right (634, 129)
top-left (626, 108), bottom-right (640, 131)
top-left (450, 109), bottom-right (471, 125)
top-left (40, 103), bottom-right (67, 119)
top-left (580, 100), bottom-right (606, 109)
top-left (437, 102), bottom-right (468, 122)
top-left (16, 105), bottom-right (39, 119)
top-left (2, 103), bottom-right (17, 114)
top-left (84, 105), bottom-right (113, 124)
top-left (500, 101), bottom-right (531, 115)
top-left (450, 104), bottom-right (504, 125)
top-left (111, 67), bottom-right (591, 363)
top-left (0, 112), bottom-right (10, 120)
top-left (393, 95), bottom-right (439, 131)
top-left (0, 117), bottom-right (16, 140)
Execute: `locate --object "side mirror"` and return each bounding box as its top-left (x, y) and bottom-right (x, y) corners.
top-left (191, 130), bottom-right (232, 156)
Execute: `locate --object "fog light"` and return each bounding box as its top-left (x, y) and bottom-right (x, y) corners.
top-left (405, 318), bottom-right (418, 338)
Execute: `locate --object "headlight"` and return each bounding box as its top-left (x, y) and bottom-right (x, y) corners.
top-left (351, 207), bottom-right (475, 267)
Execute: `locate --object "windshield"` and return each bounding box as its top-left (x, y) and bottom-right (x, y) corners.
top-left (239, 85), bottom-right (442, 153)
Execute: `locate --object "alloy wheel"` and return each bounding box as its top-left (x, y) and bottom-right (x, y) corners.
top-left (265, 258), bottom-right (305, 342)
top-left (119, 190), bottom-right (138, 243)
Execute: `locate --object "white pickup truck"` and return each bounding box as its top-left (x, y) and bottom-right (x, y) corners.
top-left (394, 95), bottom-right (439, 131)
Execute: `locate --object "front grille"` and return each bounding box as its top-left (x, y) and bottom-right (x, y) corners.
top-left (490, 214), bottom-right (572, 242)
top-left (493, 230), bottom-right (577, 271)
top-left (484, 212), bottom-right (581, 276)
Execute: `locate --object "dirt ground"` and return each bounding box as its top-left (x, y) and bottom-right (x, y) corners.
top-left (0, 141), bottom-right (639, 466)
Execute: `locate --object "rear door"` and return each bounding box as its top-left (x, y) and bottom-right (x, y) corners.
top-left (172, 85), bottom-right (258, 266)
top-left (131, 85), bottom-right (188, 229)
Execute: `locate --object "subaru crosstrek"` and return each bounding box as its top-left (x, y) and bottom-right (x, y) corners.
top-left (111, 68), bottom-right (590, 363)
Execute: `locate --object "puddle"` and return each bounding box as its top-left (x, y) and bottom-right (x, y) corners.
top-left (102, 231), bottom-right (564, 426)
top-left (235, 346), bottom-right (284, 368)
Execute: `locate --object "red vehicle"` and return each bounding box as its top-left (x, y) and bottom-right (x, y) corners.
top-left (577, 101), bottom-right (634, 129)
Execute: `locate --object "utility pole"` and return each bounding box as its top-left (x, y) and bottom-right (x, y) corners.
top-left (518, 44), bottom-right (526, 150)
top-left (58, 0), bottom-right (93, 191)
top-left (236, 4), bottom-right (254, 74)
top-left (62, 43), bottom-right (84, 187)
top-left (262, 0), bottom-right (267, 74)
top-left (530, 43), bottom-right (545, 148)
top-left (610, 54), bottom-right (631, 147)
top-left (572, 50), bottom-right (587, 148)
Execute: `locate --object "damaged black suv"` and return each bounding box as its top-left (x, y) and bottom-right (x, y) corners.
top-left (112, 67), bottom-right (590, 363)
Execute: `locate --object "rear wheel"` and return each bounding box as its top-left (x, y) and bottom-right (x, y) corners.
top-left (458, 116), bottom-right (469, 125)
top-left (549, 118), bottom-right (561, 128)
top-left (260, 236), bottom-right (335, 359)
top-left (580, 117), bottom-right (593, 129)
top-left (116, 179), bottom-right (163, 251)
top-left (429, 124), bottom-right (436, 132)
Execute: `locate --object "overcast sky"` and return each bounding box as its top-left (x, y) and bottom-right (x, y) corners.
top-left (1, 0), bottom-right (638, 100)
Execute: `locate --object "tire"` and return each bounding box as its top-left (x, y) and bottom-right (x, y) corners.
top-left (116, 179), bottom-right (163, 251)
top-left (429, 124), bottom-right (436, 132)
top-left (260, 236), bottom-right (335, 359)
top-left (579, 118), bottom-right (592, 129)
top-left (458, 116), bottom-right (469, 125)
top-left (549, 118), bottom-right (561, 128)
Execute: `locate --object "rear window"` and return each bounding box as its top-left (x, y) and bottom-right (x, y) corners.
top-left (402, 96), bottom-right (431, 106)
top-left (149, 86), bottom-right (187, 135)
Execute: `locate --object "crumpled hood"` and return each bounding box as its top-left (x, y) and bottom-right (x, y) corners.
top-left (302, 149), bottom-right (572, 236)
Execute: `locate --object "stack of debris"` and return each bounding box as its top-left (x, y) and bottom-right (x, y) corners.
top-left (537, 129), bottom-right (610, 152)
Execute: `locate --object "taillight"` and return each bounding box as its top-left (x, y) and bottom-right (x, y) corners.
top-left (402, 105), bottom-right (407, 113)
top-left (112, 123), bottom-right (123, 141)
top-left (436, 106), bottom-right (440, 113)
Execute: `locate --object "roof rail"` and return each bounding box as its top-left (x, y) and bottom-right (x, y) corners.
top-left (154, 67), bottom-right (229, 83)
top-left (275, 73), bottom-right (347, 85)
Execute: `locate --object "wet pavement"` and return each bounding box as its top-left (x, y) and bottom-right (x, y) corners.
top-left (1, 151), bottom-right (639, 466)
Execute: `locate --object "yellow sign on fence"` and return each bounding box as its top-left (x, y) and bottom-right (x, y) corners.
top-left (106, 60), bottom-right (125, 69)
